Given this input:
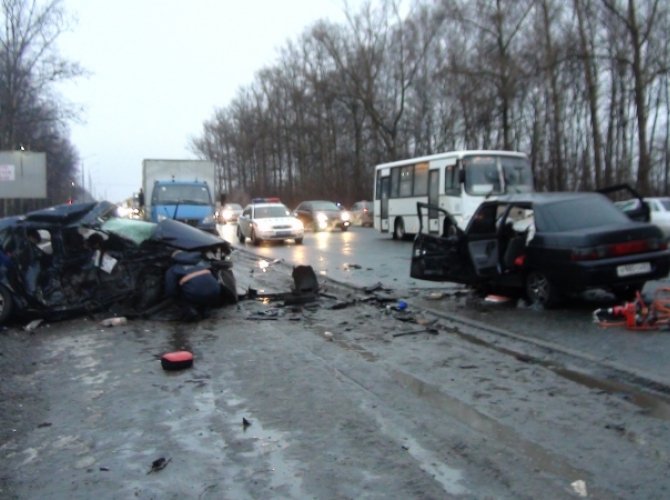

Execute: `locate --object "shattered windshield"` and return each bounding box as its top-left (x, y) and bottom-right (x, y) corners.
top-left (101, 217), bottom-right (156, 245)
top-left (152, 185), bottom-right (211, 205)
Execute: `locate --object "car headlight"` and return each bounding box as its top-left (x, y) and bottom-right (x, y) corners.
top-left (340, 211), bottom-right (351, 222)
top-left (255, 220), bottom-right (273, 232)
top-left (202, 214), bottom-right (215, 224)
top-left (316, 212), bottom-right (328, 223)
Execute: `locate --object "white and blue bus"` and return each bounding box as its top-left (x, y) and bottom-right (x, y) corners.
top-left (373, 150), bottom-right (533, 239)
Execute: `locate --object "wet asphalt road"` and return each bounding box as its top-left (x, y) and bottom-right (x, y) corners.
top-left (3, 229), bottom-right (670, 498)
top-left (217, 223), bottom-right (670, 387)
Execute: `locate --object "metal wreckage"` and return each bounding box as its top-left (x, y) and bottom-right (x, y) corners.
top-left (0, 201), bottom-right (237, 324)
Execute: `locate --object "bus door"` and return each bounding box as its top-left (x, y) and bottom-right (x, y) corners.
top-left (427, 169), bottom-right (440, 233)
top-left (379, 176), bottom-right (390, 232)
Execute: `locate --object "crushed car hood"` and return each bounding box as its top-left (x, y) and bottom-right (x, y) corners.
top-left (153, 218), bottom-right (230, 252)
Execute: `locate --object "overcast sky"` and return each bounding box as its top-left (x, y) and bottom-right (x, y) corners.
top-left (57, 0), bottom-right (354, 203)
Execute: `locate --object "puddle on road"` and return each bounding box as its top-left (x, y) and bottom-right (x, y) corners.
top-left (391, 369), bottom-right (591, 483)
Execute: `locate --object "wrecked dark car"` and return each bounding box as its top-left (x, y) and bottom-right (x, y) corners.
top-left (410, 192), bottom-right (670, 307)
top-left (0, 201), bottom-right (236, 324)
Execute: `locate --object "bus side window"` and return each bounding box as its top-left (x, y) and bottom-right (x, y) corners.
top-left (444, 164), bottom-right (460, 195)
top-left (391, 167), bottom-right (400, 198)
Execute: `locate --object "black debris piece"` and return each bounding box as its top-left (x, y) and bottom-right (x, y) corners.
top-left (330, 300), bottom-right (357, 310)
top-left (242, 417), bottom-right (252, 429)
top-left (147, 457), bottom-right (171, 474)
top-left (392, 328), bottom-right (439, 337)
top-left (292, 265), bottom-right (319, 295)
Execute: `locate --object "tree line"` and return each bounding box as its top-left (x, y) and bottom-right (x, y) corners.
top-left (0, 0), bottom-right (83, 216)
top-left (192, 0), bottom-right (670, 209)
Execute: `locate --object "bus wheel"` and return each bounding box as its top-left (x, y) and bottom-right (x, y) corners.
top-left (393, 218), bottom-right (406, 240)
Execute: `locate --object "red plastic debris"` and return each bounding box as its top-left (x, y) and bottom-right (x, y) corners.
top-left (160, 351), bottom-right (194, 371)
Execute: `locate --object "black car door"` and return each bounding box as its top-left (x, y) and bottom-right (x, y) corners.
top-left (410, 203), bottom-right (474, 283)
top-left (465, 203), bottom-right (501, 278)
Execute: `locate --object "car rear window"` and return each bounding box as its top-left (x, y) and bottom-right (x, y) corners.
top-left (538, 196), bottom-right (630, 231)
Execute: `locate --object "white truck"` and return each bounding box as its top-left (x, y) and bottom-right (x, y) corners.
top-left (140, 159), bottom-right (219, 234)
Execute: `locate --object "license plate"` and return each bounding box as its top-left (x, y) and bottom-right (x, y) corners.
top-left (276, 231), bottom-right (291, 237)
top-left (616, 262), bottom-right (652, 277)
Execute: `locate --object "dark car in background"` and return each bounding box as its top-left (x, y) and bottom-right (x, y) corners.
top-left (0, 201), bottom-right (236, 324)
top-left (293, 200), bottom-right (351, 232)
top-left (350, 201), bottom-right (373, 227)
top-left (410, 192), bottom-right (670, 307)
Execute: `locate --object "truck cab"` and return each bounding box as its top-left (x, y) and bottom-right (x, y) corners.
top-left (149, 180), bottom-right (217, 234)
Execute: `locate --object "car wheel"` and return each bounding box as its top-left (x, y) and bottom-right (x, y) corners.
top-left (251, 229), bottom-right (261, 246)
top-left (0, 284), bottom-right (14, 324)
top-left (393, 218), bottom-right (406, 240)
top-left (295, 237), bottom-right (303, 245)
top-left (525, 271), bottom-right (561, 308)
top-left (217, 268), bottom-right (238, 304)
top-left (341, 226), bottom-right (348, 232)
top-left (237, 226), bottom-right (245, 243)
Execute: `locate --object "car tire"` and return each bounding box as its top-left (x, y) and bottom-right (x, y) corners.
top-left (393, 218), bottom-right (406, 240)
top-left (295, 237), bottom-right (303, 245)
top-left (217, 268), bottom-right (238, 304)
top-left (341, 226), bottom-right (348, 232)
top-left (525, 271), bottom-right (561, 308)
top-left (0, 284), bottom-right (14, 324)
top-left (251, 229), bottom-right (261, 246)
top-left (237, 226), bottom-right (245, 243)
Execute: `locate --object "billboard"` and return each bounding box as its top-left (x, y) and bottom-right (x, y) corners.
top-left (0, 151), bottom-right (47, 199)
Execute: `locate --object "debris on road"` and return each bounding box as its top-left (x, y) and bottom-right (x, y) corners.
top-left (23, 319), bottom-right (44, 331)
top-left (570, 479), bottom-right (588, 497)
top-left (242, 417), bottom-right (252, 429)
top-left (392, 327), bottom-right (439, 338)
top-left (147, 457), bottom-right (171, 474)
top-left (100, 317), bottom-right (127, 327)
top-left (593, 287), bottom-right (670, 330)
top-left (160, 351), bottom-right (194, 371)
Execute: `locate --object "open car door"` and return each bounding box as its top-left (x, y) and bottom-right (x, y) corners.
top-left (598, 183), bottom-right (650, 222)
top-left (410, 202), bottom-right (475, 283)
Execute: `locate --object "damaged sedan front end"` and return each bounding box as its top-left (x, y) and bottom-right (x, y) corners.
top-left (0, 201), bottom-right (236, 324)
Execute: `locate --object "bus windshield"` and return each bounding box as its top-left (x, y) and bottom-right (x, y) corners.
top-left (463, 156), bottom-right (532, 195)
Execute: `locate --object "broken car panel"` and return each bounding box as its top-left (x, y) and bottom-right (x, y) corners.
top-left (411, 192), bottom-right (670, 307)
top-left (0, 201), bottom-right (236, 324)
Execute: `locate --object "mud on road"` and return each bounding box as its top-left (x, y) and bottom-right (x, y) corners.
top-left (1, 251), bottom-right (670, 499)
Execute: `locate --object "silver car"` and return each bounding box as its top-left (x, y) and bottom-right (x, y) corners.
top-left (237, 199), bottom-right (304, 246)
